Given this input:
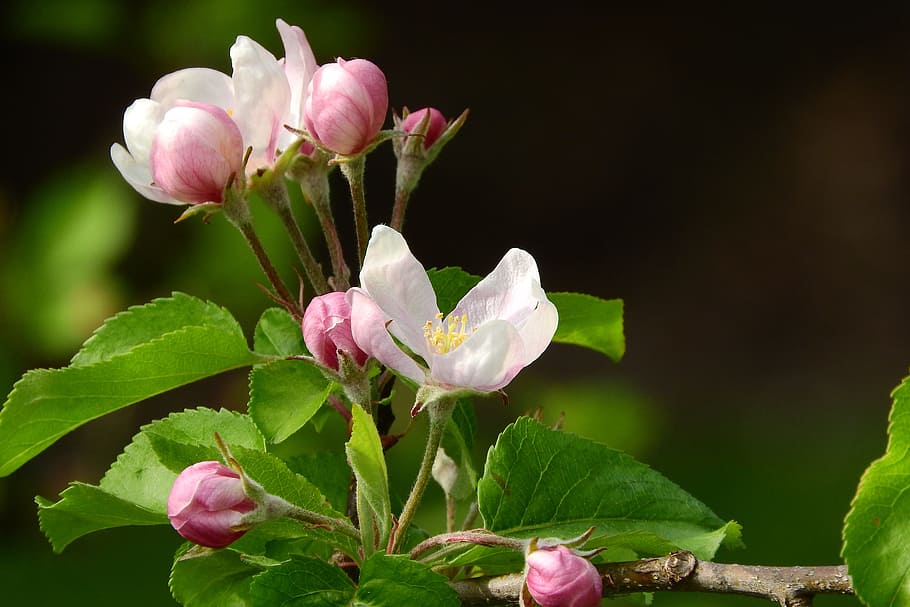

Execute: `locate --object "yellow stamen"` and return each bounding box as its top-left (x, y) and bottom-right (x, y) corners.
top-left (424, 312), bottom-right (474, 354)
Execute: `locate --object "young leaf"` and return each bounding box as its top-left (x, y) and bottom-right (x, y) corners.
top-left (0, 294), bottom-right (265, 477)
top-left (346, 404), bottom-right (391, 555)
top-left (843, 374), bottom-right (910, 607)
top-left (478, 417), bottom-right (741, 560)
top-left (253, 307), bottom-right (308, 357)
top-left (37, 408), bottom-right (265, 552)
top-left (548, 292), bottom-right (625, 362)
top-left (248, 359), bottom-right (334, 443)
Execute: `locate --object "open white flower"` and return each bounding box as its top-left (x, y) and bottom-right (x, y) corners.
top-left (348, 225), bottom-right (558, 402)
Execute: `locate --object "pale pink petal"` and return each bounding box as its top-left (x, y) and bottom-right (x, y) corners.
top-left (110, 143), bottom-right (178, 204)
top-left (515, 296), bottom-right (559, 366)
top-left (150, 67), bottom-right (234, 109)
top-left (230, 36), bottom-right (291, 169)
top-left (348, 288), bottom-right (426, 385)
top-left (453, 248), bottom-right (544, 326)
top-left (429, 320), bottom-right (526, 392)
top-left (359, 225), bottom-right (439, 359)
top-left (276, 18), bottom-right (318, 130)
top-left (341, 58), bottom-right (389, 135)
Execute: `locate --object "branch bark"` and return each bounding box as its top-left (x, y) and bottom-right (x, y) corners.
top-left (449, 551), bottom-right (854, 606)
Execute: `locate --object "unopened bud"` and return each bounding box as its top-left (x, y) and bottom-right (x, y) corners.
top-left (525, 545), bottom-right (602, 607)
top-left (303, 291), bottom-right (368, 371)
top-left (303, 58), bottom-right (388, 155)
top-left (150, 101), bottom-right (244, 204)
top-left (401, 107), bottom-right (447, 149)
top-left (167, 461), bottom-right (257, 548)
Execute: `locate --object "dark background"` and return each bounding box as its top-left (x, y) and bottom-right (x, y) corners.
top-left (2, 3), bottom-right (909, 605)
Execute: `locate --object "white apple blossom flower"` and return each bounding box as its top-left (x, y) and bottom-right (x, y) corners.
top-left (348, 225), bottom-right (558, 406)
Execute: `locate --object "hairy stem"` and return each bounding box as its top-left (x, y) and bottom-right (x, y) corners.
top-left (299, 167), bottom-right (351, 291)
top-left (390, 398), bottom-right (456, 553)
top-left (340, 155), bottom-right (369, 268)
top-left (258, 178), bottom-right (330, 296)
top-left (450, 551), bottom-right (854, 606)
top-left (222, 192), bottom-right (300, 318)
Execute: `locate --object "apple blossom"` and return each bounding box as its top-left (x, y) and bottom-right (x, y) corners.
top-left (400, 107), bottom-right (447, 149)
top-left (348, 225), bottom-right (558, 405)
top-left (303, 58), bottom-right (388, 155)
top-left (167, 461), bottom-right (257, 548)
top-left (111, 19), bottom-right (309, 203)
top-left (525, 545), bottom-right (603, 607)
top-left (302, 291), bottom-right (368, 371)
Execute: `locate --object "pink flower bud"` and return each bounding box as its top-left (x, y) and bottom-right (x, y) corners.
top-left (167, 461), bottom-right (257, 548)
top-left (401, 107), bottom-right (447, 148)
top-left (525, 546), bottom-right (603, 607)
top-left (303, 291), bottom-right (368, 370)
top-left (303, 58), bottom-right (388, 155)
top-left (150, 101), bottom-right (244, 204)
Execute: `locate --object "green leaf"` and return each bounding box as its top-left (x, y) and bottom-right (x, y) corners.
top-left (0, 294), bottom-right (264, 477)
top-left (249, 359), bottom-right (334, 443)
top-left (35, 484), bottom-right (167, 553)
top-left (170, 546), bottom-right (261, 607)
top-left (248, 553), bottom-right (459, 607)
top-left (427, 266), bottom-right (480, 314)
top-left (253, 307), bottom-right (308, 357)
top-left (355, 553), bottom-right (459, 607)
top-left (427, 268), bottom-right (625, 362)
top-left (478, 417), bottom-right (741, 561)
top-left (37, 408), bottom-right (265, 551)
top-left (287, 452), bottom-right (352, 514)
top-left (843, 374), bottom-right (910, 607)
top-left (70, 292), bottom-right (241, 366)
top-left (549, 292), bottom-right (625, 362)
top-left (249, 555), bottom-right (355, 607)
top-left (346, 404), bottom-right (391, 556)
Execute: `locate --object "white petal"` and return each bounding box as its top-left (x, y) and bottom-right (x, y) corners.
top-left (230, 36), bottom-right (291, 169)
top-left (122, 98), bottom-right (165, 166)
top-left (110, 143), bottom-right (180, 204)
top-left (359, 225), bottom-right (439, 358)
top-left (348, 288), bottom-right (426, 385)
top-left (150, 67), bottom-right (234, 109)
top-left (276, 18), bottom-right (318, 129)
top-left (453, 248), bottom-right (545, 327)
top-left (515, 296), bottom-right (559, 366)
top-left (429, 320), bottom-right (526, 392)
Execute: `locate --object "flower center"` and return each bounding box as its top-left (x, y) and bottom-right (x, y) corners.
top-left (424, 312), bottom-right (473, 354)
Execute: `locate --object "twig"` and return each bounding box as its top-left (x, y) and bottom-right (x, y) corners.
top-left (449, 551), bottom-right (854, 606)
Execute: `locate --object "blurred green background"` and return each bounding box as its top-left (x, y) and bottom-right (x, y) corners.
top-left (2, 2), bottom-right (909, 605)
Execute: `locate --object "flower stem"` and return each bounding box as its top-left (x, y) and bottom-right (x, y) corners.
top-left (340, 155), bottom-right (369, 267)
top-left (222, 191), bottom-right (300, 318)
top-left (390, 184), bottom-right (412, 232)
top-left (298, 164), bottom-right (351, 291)
top-left (390, 397), bottom-right (456, 553)
top-left (283, 501), bottom-right (362, 543)
top-left (258, 178), bottom-right (330, 296)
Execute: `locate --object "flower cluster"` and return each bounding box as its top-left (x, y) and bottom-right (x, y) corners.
top-left (111, 19), bottom-right (390, 206)
top-left (117, 16), bottom-right (560, 582)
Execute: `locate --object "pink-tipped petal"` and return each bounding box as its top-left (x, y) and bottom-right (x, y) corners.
top-left (111, 143), bottom-right (179, 204)
top-left (150, 102), bottom-right (243, 204)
